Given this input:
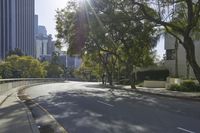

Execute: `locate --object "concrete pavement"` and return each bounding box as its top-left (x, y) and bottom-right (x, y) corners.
top-left (0, 92), bottom-right (39, 133)
top-left (105, 84), bottom-right (200, 101)
top-left (122, 85), bottom-right (200, 100)
top-left (135, 86), bottom-right (200, 100)
top-left (1, 81), bottom-right (200, 133)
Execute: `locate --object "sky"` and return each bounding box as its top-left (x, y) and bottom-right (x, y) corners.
top-left (35, 0), bottom-right (165, 59)
top-left (35, 0), bottom-right (67, 38)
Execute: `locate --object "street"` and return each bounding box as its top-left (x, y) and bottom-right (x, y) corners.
top-left (25, 81), bottom-right (200, 133)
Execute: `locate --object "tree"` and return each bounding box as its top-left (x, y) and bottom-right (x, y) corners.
top-left (45, 63), bottom-right (64, 78)
top-left (0, 62), bottom-right (13, 78)
top-left (131, 0), bottom-right (200, 83)
top-left (56, 0), bottom-right (157, 87)
top-left (0, 55), bottom-right (47, 78)
top-left (43, 52), bottom-right (64, 78)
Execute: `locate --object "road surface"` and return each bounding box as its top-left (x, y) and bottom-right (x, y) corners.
top-left (25, 81), bottom-right (200, 133)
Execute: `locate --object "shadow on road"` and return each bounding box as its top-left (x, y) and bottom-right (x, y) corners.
top-left (29, 82), bottom-right (200, 133)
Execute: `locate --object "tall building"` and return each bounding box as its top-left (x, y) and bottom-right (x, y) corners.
top-left (35, 25), bottom-right (49, 59)
top-left (35, 35), bottom-right (48, 58)
top-left (0, 0), bottom-right (35, 60)
top-left (164, 33), bottom-right (200, 78)
top-left (34, 15), bottom-right (38, 35)
top-left (0, 0), bottom-right (13, 59)
top-left (38, 26), bottom-right (47, 37)
top-left (15, 0), bottom-right (35, 57)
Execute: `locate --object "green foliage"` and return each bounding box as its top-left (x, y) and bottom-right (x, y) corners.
top-left (133, 0), bottom-right (200, 83)
top-left (56, 0), bottom-right (158, 86)
top-left (0, 62), bottom-right (13, 78)
top-left (180, 81), bottom-right (197, 92)
top-left (169, 81), bottom-right (200, 92)
top-left (45, 63), bottom-right (64, 78)
top-left (168, 84), bottom-right (181, 91)
top-left (43, 52), bottom-right (64, 78)
top-left (0, 55), bottom-right (46, 78)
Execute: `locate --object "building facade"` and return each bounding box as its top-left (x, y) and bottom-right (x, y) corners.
top-left (0, 0), bottom-right (35, 60)
top-left (0, 0), bottom-right (13, 59)
top-left (35, 25), bottom-right (49, 59)
top-left (164, 33), bottom-right (200, 79)
top-left (38, 26), bottom-right (47, 37)
top-left (15, 0), bottom-right (35, 56)
top-left (35, 35), bottom-right (48, 58)
top-left (34, 15), bottom-right (38, 35)
top-left (41, 54), bottom-right (82, 69)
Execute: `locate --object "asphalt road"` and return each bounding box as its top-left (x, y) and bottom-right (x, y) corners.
top-left (25, 81), bottom-right (200, 133)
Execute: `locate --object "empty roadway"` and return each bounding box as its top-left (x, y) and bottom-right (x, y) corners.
top-left (25, 81), bottom-right (200, 133)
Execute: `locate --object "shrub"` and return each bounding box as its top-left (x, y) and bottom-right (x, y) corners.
top-left (181, 80), bottom-right (196, 92)
top-left (136, 69), bottom-right (169, 81)
top-left (169, 84), bottom-right (181, 91)
top-left (169, 80), bottom-right (200, 92)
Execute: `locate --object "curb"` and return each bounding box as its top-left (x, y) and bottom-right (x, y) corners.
top-left (28, 97), bottom-right (68, 133)
top-left (134, 89), bottom-right (200, 102)
top-left (18, 83), bottom-right (68, 133)
top-left (0, 82), bottom-right (61, 133)
top-left (0, 83), bottom-right (44, 106)
top-left (16, 94), bottom-right (40, 133)
top-left (101, 84), bottom-right (200, 102)
top-left (0, 94), bottom-right (13, 106)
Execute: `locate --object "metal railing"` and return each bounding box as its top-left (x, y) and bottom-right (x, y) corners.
top-left (0, 78), bottom-right (64, 95)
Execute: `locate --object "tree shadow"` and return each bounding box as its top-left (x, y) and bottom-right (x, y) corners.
top-left (0, 100), bottom-right (33, 133)
top-left (30, 86), bottom-right (200, 133)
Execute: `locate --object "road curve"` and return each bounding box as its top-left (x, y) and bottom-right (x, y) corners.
top-left (25, 81), bottom-right (200, 133)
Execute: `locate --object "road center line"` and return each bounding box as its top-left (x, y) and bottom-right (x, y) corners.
top-left (177, 127), bottom-right (196, 133)
top-left (97, 100), bottom-right (114, 107)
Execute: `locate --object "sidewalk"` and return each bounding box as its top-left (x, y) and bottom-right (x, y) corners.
top-left (122, 85), bottom-right (200, 101)
top-left (0, 92), bottom-right (39, 133)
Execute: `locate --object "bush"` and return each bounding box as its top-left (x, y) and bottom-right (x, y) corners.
top-left (181, 81), bottom-right (196, 92)
top-left (169, 84), bottom-right (181, 91)
top-left (136, 69), bottom-right (169, 81)
top-left (169, 81), bottom-right (200, 92)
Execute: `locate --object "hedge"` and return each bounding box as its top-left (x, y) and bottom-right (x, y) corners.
top-left (136, 69), bottom-right (169, 82)
top-left (168, 80), bottom-right (200, 92)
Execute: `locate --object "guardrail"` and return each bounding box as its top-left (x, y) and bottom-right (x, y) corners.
top-left (0, 78), bottom-right (64, 95)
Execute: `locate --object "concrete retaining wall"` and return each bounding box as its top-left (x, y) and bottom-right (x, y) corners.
top-left (143, 80), bottom-right (166, 88)
top-left (0, 78), bottom-right (64, 96)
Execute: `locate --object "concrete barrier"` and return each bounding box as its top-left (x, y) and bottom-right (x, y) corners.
top-left (0, 78), bottom-right (64, 96)
top-left (143, 80), bottom-right (166, 88)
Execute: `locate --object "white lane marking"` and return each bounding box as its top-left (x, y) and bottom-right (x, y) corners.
top-left (97, 100), bottom-right (114, 107)
top-left (177, 127), bottom-right (196, 133)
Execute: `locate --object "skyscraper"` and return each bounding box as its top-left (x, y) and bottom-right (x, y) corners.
top-left (0, 0), bottom-right (35, 60)
top-left (0, 0), bottom-right (12, 59)
top-left (34, 15), bottom-right (38, 35)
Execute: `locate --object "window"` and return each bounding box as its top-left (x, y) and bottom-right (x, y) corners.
top-left (166, 49), bottom-right (175, 60)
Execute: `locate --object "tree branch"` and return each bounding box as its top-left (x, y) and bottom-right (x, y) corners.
top-left (132, 1), bottom-right (184, 33)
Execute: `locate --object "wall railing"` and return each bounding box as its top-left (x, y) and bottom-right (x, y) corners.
top-left (0, 78), bottom-right (64, 95)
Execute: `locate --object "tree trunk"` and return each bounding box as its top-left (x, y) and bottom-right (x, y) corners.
top-left (126, 63), bottom-right (136, 89)
top-left (107, 72), bottom-right (113, 86)
top-left (130, 69), bottom-right (137, 89)
top-left (184, 37), bottom-right (200, 83)
top-left (175, 39), bottom-right (179, 77)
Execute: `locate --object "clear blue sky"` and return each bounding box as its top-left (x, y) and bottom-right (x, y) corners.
top-left (35, 0), bottom-right (165, 59)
